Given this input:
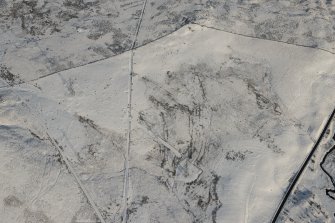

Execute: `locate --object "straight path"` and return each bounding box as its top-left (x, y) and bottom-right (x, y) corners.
top-left (121, 0), bottom-right (148, 222)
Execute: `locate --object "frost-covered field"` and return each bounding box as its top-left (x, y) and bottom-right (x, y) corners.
top-left (278, 116), bottom-right (335, 223)
top-left (1, 1), bottom-right (335, 223)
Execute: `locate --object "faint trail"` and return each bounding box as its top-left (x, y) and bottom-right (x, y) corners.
top-left (1, 88), bottom-right (107, 223)
top-left (46, 133), bottom-right (106, 223)
top-left (122, 0), bottom-right (148, 222)
top-left (0, 26), bottom-right (184, 89)
top-left (244, 174), bottom-right (256, 223)
top-left (192, 22), bottom-right (335, 55)
top-left (3, 20), bottom-right (334, 89)
top-left (270, 107), bottom-right (335, 223)
top-left (139, 125), bottom-right (182, 158)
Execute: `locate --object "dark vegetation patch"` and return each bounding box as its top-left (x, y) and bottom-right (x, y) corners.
top-left (10, 0), bottom-right (60, 35)
top-left (0, 65), bottom-right (23, 86)
top-left (3, 195), bottom-right (23, 207)
top-left (78, 115), bottom-right (100, 132)
top-left (63, 0), bottom-right (97, 10)
top-left (225, 150), bottom-right (252, 161)
top-left (24, 208), bottom-right (52, 223)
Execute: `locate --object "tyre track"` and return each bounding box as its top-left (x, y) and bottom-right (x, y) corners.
top-left (121, 0), bottom-right (148, 222)
top-left (0, 89), bottom-right (107, 223)
top-left (46, 133), bottom-right (106, 223)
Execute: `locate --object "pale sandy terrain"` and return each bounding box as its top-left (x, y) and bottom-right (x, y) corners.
top-left (0, 1), bottom-right (335, 223)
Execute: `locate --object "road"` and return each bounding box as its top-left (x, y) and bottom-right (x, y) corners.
top-left (271, 107), bottom-right (335, 223)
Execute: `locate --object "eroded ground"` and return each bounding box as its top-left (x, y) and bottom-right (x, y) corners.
top-left (1, 1), bottom-right (335, 223)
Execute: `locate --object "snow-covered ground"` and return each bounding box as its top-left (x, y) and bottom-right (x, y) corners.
top-left (1, 1), bottom-right (335, 223)
top-left (278, 116), bottom-right (335, 223)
